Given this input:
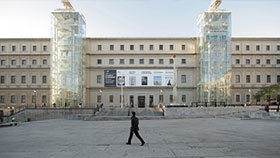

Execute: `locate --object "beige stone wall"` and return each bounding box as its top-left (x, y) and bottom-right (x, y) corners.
top-left (231, 38), bottom-right (280, 104)
top-left (0, 38), bottom-right (279, 108)
top-left (0, 39), bottom-right (50, 108)
top-left (84, 38), bottom-right (197, 107)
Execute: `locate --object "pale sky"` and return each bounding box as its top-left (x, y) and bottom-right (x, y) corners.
top-left (0, 0), bottom-right (279, 38)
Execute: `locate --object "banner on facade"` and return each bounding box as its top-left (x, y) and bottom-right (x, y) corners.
top-left (104, 70), bottom-right (116, 87)
top-left (115, 70), bottom-right (174, 87)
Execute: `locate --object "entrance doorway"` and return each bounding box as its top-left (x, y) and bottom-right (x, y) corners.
top-left (138, 96), bottom-right (145, 108)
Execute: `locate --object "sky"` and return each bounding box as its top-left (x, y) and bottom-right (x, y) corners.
top-left (0, 0), bottom-right (279, 38)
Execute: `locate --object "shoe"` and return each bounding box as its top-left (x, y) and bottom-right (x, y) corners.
top-left (126, 142), bottom-right (131, 145)
top-left (141, 142), bottom-right (145, 146)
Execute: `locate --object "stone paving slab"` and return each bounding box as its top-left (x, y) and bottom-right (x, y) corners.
top-left (0, 118), bottom-right (280, 158)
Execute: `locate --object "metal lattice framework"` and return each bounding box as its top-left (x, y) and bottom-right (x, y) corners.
top-left (51, 6), bottom-right (86, 107)
top-left (197, 1), bottom-right (232, 104)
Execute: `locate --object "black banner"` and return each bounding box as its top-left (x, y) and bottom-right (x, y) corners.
top-left (104, 70), bottom-right (116, 87)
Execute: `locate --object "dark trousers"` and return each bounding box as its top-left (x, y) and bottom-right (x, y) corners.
top-left (127, 130), bottom-right (145, 144)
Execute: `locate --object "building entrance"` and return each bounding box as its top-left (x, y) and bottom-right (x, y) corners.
top-left (138, 96), bottom-right (145, 108)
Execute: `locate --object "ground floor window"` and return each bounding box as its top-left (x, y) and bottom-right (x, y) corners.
top-left (97, 95), bottom-right (101, 103)
top-left (109, 95), bottom-right (114, 103)
top-left (169, 95), bottom-right (173, 103)
top-left (182, 95), bottom-right (186, 103)
top-left (236, 95), bottom-right (240, 103)
top-left (246, 94), bottom-right (250, 103)
top-left (21, 95), bottom-right (26, 103)
top-left (159, 95), bottom-right (163, 103)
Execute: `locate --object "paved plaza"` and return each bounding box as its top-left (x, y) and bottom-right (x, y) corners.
top-left (0, 118), bottom-right (280, 158)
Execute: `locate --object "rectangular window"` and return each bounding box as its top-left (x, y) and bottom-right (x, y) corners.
top-left (235, 45), bottom-right (240, 51)
top-left (169, 95), bottom-right (173, 103)
top-left (12, 46), bottom-right (16, 52)
top-left (159, 59), bottom-right (164, 64)
top-left (181, 59), bottom-right (186, 64)
top-left (43, 59), bottom-right (47, 65)
top-left (236, 75), bottom-right (240, 83)
top-left (109, 59), bottom-right (114, 65)
top-left (109, 95), bottom-right (114, 103)
top-left (0, 76), bottom-right (5, 84)
top-left (181, 75), bottom-right (186, 83)
top-left (169, 45), bottom-right (174, 50)
top-left (42, 95), bottom-right (47, 103)
top-left (11, 60), bottom-right (16, 65)
top-left (32, 76), bottom-right (36, 84)
top-left (21, 95), bottom-right (26, 103)
top-left (1, 46), bottom-right (5, 52)
top-left (33, 45), bottom-right (37, 51)
top-left (139, 59), bottom-right (144, 64)
top-left (42, 76), bottom-right (47, 84)
top-left (256, 45), bottom-right (260, 51)
top-left (11, 95), bottom-right (15, 104)
top-left (0, 96), bottom-right (5, 103)
top-left (97, 45), bottom-right (102, 51)
top-left (21, 60), bottom-right (27, 65)
top-left (97, 95), bottom-right (101, 103)
top-left (266, 59), bottom-right (270, 64)
top-left (159, 95), bottom-right (163, 103)
top-left (182, 95), bottom-right (186, 103)
top-left (110, 45), bottom-right (114, 51)
top-left (246, 59), bottom-right (250, 65)
top-left (246, 94), bottom-right (250, 102)
top-left (97, 59), bottom-right (102, 64)
top-left (11, 76), bottom-right (16, 84)
top-left (256, 75), bottom-right (261, 83)
top-left (1, 60), bottom-right (5, 65)
top-left (97, 75), bottom-right (102, 83)
top-left (277, 75), bottom-right (280, 83)
top-left (43, 45), bottom-right (48, 51)
top-left (32, 59), bottom-right (37, 65)
top-left (246, 45), bottom-right (250, 51)
top-left (277, 59), bottom-right (280, 64)
top-left (21, 76), bottom-right (26, 84)
top-left (267, 75), bottom-right (271, 83)
top-left (149, 45), bottom-right (154, 50)
top-left (22, 45), bottom-right (26, 52)
top-left (169, 59), bottom-right (174, 64)
top-left (32, 95), bottom-right (35, 103)
top-left (119, 59), bottom-right (124, 64)
top-left (182, 45), bottom-right (185, 51)
top-left (256, 59), bottom-right (260, 64)
top-left (120, 45), bottom-right (124, 51)
top-left (277, 45), bottom-right (280, 51)
top-left (266, 45), bottom-right (270, 51)
top-left (130, 45), bottom-right (134, 50)
top-left (129, 59), bottom-right (134, 64)
top-left (235, 59), bottom-right (240, 64)
top-left (149, 59), bottom-right (154, 64)
top-left (159, 45), bottom-right (163, 50)
top-left (236, 95), bottom-right (240, 102)
top-left (140, 45), bottom-right (144, 51)
top-left (246, 75), bottom-right (250, 83)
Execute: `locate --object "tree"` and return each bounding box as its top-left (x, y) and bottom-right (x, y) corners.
top-left (254, 83), bottom-right (280, 102)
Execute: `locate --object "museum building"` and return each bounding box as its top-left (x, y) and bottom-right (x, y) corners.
top-left (0, 0), bottom-right (280, 109)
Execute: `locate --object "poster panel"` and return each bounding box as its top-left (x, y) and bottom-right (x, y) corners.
top-left (104, 70), bottom-right (116, 87)
top-left (116, 70), bottom-right (173, 87)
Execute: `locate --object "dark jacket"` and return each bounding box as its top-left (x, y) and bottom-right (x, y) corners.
top-left (131, 116), bottom-right (139, 131)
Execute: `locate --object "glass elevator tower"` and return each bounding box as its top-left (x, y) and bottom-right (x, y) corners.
top-left (51, 1), bottom-right (86, 107)
top-left (197, 0), bottom-right (232, 105)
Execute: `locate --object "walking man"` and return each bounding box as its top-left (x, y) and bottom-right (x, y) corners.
top-left (126, 111), bottom-right (145, 146)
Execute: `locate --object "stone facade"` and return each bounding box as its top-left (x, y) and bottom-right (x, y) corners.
top-left (0, 38), bottom-right (279, 108)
